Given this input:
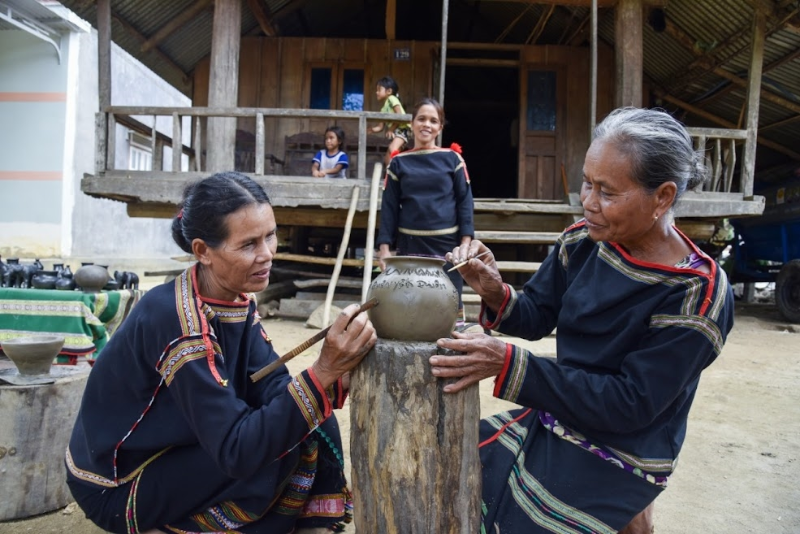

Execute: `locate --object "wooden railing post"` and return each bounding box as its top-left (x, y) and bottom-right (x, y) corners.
top-left (172, 112), bottom-right (182, 172)
top-left (193, 116), bottom-right (202, 172)
top-left (255, 112), bottom-right (265, 175)
top-left (357, 114), bottom-right (367, 180)
top-left (95, 112), bottom-right (107, 175)
top-left (107, 112), bottom-right (116, 170)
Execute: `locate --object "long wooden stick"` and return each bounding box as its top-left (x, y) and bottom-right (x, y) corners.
top-left (323, 185), bottom-right (360, 327)
top-left (250, 297), bottom-right (379, 383)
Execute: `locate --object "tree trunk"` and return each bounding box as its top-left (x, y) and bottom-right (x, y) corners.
top-left (0, 370), bottom-right (89, 519)
top-left (349, 340), bottom-right (481, 534)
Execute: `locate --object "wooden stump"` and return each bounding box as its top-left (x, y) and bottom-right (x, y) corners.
top-left (0, 369), bottom-right (89, 520)
top-left (350, 340), bottom-right (481, 533)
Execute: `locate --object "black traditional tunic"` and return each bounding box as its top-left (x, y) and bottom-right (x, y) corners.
top-left (66, 266), bottom-right (351, 534)
top-left (377, 146), bottom-right (475, 305)
top-left (477, 221), bottom-right (734, 533)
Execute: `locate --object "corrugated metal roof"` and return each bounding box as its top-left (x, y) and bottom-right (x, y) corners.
top-left (32, 0), bottom-right (800, 181)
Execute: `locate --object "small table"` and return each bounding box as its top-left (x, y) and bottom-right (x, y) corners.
top-left (0, 288), bottom-right (143, 363)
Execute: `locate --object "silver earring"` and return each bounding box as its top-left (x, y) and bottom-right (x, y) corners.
top-left (654, 214), bottom-right (659, 221)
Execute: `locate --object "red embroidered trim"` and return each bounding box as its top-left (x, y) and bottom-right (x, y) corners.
top-left (478, 408), bottom-right (533, 448)
top-left (493, 343), bottom-right (514, 398)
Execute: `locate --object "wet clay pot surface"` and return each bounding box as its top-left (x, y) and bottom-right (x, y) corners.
top-left (367, 255), bottom-right (459, 341)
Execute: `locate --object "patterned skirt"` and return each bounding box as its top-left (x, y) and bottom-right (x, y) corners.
top-left (480, 409), bottom-right (663, 534)
top-left (67, 418), bottom-right (352, 534)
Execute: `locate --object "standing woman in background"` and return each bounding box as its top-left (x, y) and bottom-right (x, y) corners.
top-left (377, 97), bottom-right (475, 327)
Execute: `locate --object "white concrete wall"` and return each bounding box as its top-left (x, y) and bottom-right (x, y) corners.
top-left (66, 29), bottom-right (190, 265)
top-left (0, 7), bottom-right (190, 269)
top-left (0, 31), bottom-right (69, 258)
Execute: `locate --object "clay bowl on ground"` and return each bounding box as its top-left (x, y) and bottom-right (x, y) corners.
top-left (1, 334), bottom-right (64, 376)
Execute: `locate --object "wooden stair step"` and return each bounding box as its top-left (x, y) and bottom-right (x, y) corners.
top-left (474, 231), bottom-right (561, 244)
top-left (496, 261), bottom-right (541, 273)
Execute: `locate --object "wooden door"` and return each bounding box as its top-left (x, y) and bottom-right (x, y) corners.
top-left (518, 67), bottom-right (563, 200)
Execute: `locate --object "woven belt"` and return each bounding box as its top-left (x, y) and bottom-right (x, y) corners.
top-left (398, 225), bottom-right (458, 237)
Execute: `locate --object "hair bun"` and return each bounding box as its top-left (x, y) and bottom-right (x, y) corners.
top-left (687, 150), bottom-right (709, 190)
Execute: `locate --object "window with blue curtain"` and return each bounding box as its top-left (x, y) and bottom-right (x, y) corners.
top-left (526, 71), bottom-right (556, 131)
top-left (342, 69), bottom-right (365, 111)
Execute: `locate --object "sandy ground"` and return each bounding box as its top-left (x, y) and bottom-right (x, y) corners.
top-left (1, 301), bottom-right (798, 533)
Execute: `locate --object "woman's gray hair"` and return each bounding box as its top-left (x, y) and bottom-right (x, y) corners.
top-left (593, 107), bottom-right (707, 206)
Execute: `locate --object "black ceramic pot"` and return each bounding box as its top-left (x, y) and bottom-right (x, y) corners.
top-left (31, 270), bottom-right (59, 290)
top-left (55, 277), bottom-right (77, 291)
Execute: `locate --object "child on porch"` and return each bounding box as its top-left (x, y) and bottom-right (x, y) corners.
top-left (371, 76), bottom-right (411, 168)
top-left (312, 125), bottom-right (349, 178)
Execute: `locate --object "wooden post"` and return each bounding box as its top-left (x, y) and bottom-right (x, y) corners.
top-left (741, 9), bottom-right (765, 200)
top-left (350, 340), bottom-right (481, 533)
top-left (322, 186), bottom-right (360, 327)
top-left (96, 0), bottom-right (111, 175)
top-left (361, 162), bottom-right (382, 302)
top-left (590, 0), bottom-right (598, 132)
top-left (206, 0), bottom-right (241, 172)
top-left (614, 0), bottom-right (643, 108)
top-left (385, 0), bottom-right (396, 40)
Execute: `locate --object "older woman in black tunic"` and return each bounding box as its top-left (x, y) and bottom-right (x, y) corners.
top-left (66, 172), bottom-right (376, 534)
top-left (432, 108), bottom-right (735, 534)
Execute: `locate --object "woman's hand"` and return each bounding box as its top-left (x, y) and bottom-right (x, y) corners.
top-left (430, 332), bottom-right (508, 393)
top-left (446, 240), bottom-right (506, 311)
top-left (378, 246), bottom-right (393, 271)
top-left (312, 169), bottom-right (325, 178)
top-left (312, 304), bottom-right (377, 389)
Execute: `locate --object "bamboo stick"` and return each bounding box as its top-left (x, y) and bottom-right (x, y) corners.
top-left (250, 297), bottom-right (379, 383)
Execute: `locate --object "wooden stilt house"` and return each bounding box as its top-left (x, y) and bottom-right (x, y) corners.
top-left (55, 0), bottom-right (799, 280)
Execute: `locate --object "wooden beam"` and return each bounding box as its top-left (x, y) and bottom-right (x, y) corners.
top-left (759, 113), bottom-right (800, 132)
top-left (385, 0), bottom-right (396, 40)
top-left (614, 0), bottom-right (643, 107)
top-left (655, 91), bottom-right (800, 160)
top-left (713, 67), bottom-right (800, 115)
top-left (526, 4), bottom-right (556, 45)
top-left (664, 16), bottom-right (800, 115)
top-left (742, 10), bottom-right (766, 199)
top-left (111, 12), bottom-right (191, 93)
top-left (477, 0), bottom-right (669, 6)
top-left (97, 0), bottom-right (111, 110)
top-left (246, 0), bottom-right (277, 37)
top-left (140, 0), bottom-right (212, 53)
top-left (206, 0), bottom-right (242, 172)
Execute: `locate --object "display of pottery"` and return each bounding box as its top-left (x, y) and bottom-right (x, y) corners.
top-left (74, 264), bottom-right (110, 293)
top-left (30, 270), bottom-right (59, 290)
top-left (366, 255), bottom-right (459, 342)
top-left (1, 334), bottom-right (64, 376)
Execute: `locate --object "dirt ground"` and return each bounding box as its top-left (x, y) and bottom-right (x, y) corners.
top-left (1, 301), bottom-right (798, 533)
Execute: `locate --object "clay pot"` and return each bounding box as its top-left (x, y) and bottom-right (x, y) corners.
top-left (74, 264), bottom-right (110, 293)
top-left (31, 270), bottom-right (59, 290)
top-left (1, 334), bottom-right (64, 376)
top-left (55, 276), bottom-right (77, 291)
top-left (366, 255), bottom-right (459, 341)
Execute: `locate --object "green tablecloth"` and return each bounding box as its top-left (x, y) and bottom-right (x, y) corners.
top-left (0, 288), bottom-right (143, 363)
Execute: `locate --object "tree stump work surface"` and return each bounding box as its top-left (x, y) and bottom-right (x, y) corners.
top-left (349, 340), bottom-right (481, 534)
